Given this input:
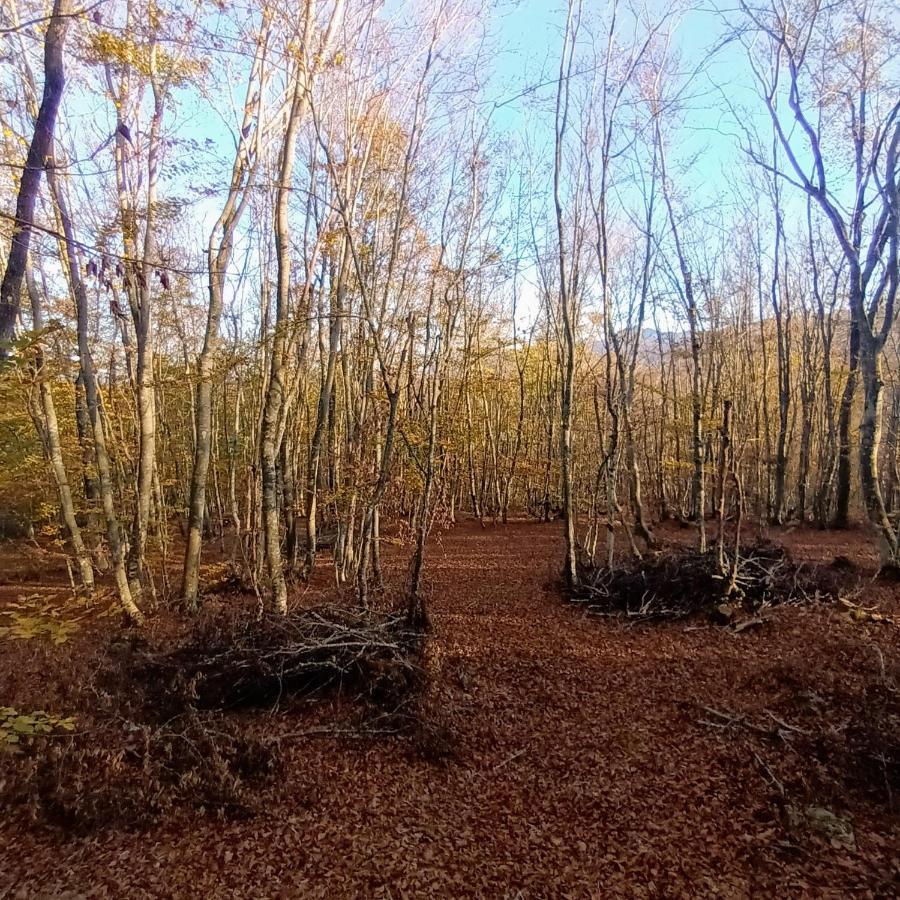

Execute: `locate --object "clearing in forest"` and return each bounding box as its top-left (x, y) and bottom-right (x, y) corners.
top-left (1, 520), bottom-right (897, 897)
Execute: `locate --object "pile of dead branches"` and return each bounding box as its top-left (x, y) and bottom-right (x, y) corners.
top-left (132, 605), bottom-right (426, 713)
top-left (573, 540), bottom-right (851, 622)
top-left (14, 706), bottom-right (278, 831)
top-left (694, 649), bottom-right (900, 813)
top-left (2, 606), bottom-right (428, 830)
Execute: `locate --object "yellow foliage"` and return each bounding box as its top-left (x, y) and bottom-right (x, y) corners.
top-left (0, 594), bottom-right (83, 645)
top-left (88, 31), bottom-right (204, 85)
top-left (0, 707), bottom-right (75, 752)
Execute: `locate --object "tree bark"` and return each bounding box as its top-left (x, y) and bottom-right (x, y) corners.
top-left (0, 0), bottom-right (71, 349)
top-left (47, 165), bottom-right (142, 623)
top-left (182, 40), bottom-right (265, 608)
top-left (24, 265), bottom-right (94, 593)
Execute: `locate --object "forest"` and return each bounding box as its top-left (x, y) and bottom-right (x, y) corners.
top-left (0, 0), bottom-right (898, 894)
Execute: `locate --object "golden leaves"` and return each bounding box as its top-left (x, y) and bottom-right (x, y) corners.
top-left (0, 593), bottom-right (82, 645)
top-left (0, 707), bottom-right (75, 752)
top-left (87, 31), bottom-right (204, 86)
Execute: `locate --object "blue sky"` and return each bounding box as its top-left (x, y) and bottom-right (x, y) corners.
top-left (453, 0), bottom-right (764, 324)
top-left (2, 0), bottom-right (820, 336)
top-left (46, 0), bottom-right (762, 251)
top-left (482, 1), bottom-right (754, 171)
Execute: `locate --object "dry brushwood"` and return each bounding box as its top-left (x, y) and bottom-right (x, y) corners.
top-left (0, 606), bottom-right (427, 831)
top-left (693, 663), bottom-right (900, 811)
top-left (16, 709), bottom-right (278, 831)
top-left (132, 605), bottom-right (426, 713)
top-left (573, 540), bottom-right (853, 622)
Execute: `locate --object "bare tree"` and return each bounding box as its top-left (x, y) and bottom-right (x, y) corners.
top-left (0, 0), bottom-right (71, 350)
top-left (553, 0), bottom-right (584, 589)
top-left (181, 21), bottom-right (270, 609)
top-left (740, 0), bottom-right (900, 558)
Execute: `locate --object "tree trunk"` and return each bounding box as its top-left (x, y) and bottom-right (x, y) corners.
top-left (857, 324), bottom-right (898, 561)
top-left (47, 166), bottom-right (142, 623)
top-left (24, 265), bottom-right (94, 593)
top-left (834, 319), bottom-right (859, 528)
top-left (0, 0), bottom-right (71, 349)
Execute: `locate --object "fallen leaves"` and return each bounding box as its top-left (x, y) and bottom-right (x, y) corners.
top-left (0, 520), bottom-right (897, 896)
top-left (0, 706), bottom-right (75, 751)
top-left (0, 593), bottom-right (83, 644)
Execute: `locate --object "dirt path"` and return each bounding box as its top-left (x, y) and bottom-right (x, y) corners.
top-left (1, 520), bottom-right (897, 897)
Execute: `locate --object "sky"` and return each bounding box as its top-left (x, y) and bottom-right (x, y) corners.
top-left (453, 0), bottom-right (763, 327)
top-left (0, 0), bottom-right (823, 338)
top-left (483, 1), bottom-right (754, 174)
top-left (46, 0), bottom-right (763, 247)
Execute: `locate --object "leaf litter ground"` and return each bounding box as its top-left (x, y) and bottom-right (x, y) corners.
top-left (0, 520), bottom-right (898, 897)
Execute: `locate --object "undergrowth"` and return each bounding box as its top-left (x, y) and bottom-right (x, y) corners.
top-left (572, 539), bottom-right (854, 621)
top-left (0, 605), bottom-right (431, 831)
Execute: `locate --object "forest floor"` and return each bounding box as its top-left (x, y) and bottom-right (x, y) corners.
top-left (0, 519), bottom-right (898, 898)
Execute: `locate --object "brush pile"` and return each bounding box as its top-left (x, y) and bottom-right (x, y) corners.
top-left (133, 605), bottom-right (425, 712)
top-left (573, 540), bottom-right (852, 622)
top-left (2, 606), bottom-right (427, 830)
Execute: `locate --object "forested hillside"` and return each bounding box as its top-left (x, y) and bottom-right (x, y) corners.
top-left (0, 0), bottom-right (897, 894)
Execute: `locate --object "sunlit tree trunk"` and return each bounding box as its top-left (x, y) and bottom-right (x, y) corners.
top-left (47, 166), bottom-right (142, 623)
top-left (24, 265), bottom-right (94, 593)
top-left (182, 37), bottom-right (266, 609)
top-left (0, 0), bottom-right (71, 349)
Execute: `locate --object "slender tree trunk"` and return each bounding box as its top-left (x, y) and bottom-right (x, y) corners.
top-left (553, 0), bottom-right (581, 590)
top-left (305, 268), bottom-right (343, 576)
top-left (181, 58), bottom-right (262, 606)
top-left (715, 399), bottom-right (732, 574)
top-left (857, 312), bottom-right (898, 561)
top-left (834, 319), bottom-right (859, 528)
top-left (0, 0), bottom-right (71, 348)
top-left (24, 265), bottom-right (94, 593)
top-left (687, 284), bottom-right (706, 552)
top-left (262, 71), bottom-right (307, 614)
top-left (48, 166), bottom-right (142, 623)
